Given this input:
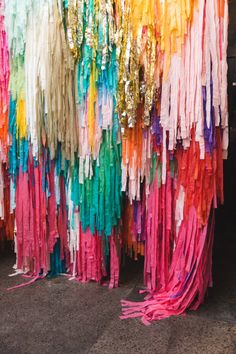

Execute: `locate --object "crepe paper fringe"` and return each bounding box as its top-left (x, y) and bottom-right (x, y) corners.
top-left (0, 0), bottom-right (229, 323)
top-left (121, 207), bottom-right (215, 324)
top-left (0, 1), bottom-right (13, 243)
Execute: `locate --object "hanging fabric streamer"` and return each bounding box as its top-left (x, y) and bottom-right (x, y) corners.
top-left (118, 0), bottom-right (228, 322)
top-left (0, 0), bottom-right (229, 322)
top-left (0, 0), bottom-right (14, 244)
top-left (4, 0), bottom-right (121, 282)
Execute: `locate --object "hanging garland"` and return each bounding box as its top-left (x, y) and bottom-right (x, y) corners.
top-left (0, 0), bottom-right (229, 322)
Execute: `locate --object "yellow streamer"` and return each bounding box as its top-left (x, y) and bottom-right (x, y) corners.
top-left (16, 98), bottom-right (27, 139)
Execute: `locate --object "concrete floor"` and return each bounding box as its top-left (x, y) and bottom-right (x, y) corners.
top-left (0, 210), bottom-right (236, 354)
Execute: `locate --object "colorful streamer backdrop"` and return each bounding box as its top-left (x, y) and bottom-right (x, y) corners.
top-left (0, 0), bottom-right (229, 322)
